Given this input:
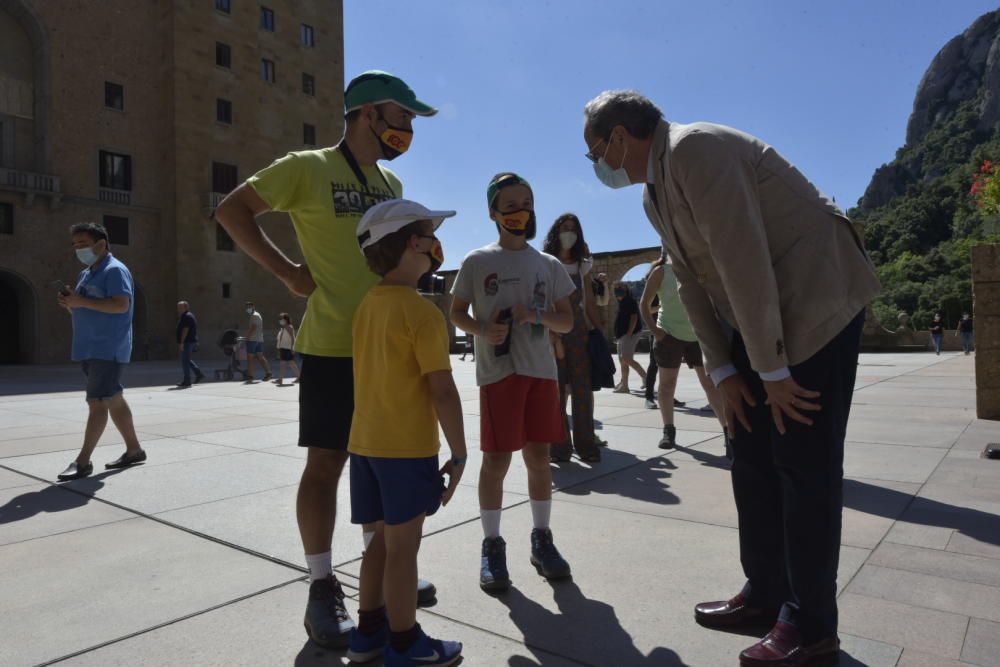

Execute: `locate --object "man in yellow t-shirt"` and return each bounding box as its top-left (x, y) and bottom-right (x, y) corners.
top-left (213, 70), bottom-right (436, 650)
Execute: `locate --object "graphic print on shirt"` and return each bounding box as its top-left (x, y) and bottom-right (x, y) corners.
top-left (330, 181), bottom-right (396, 218)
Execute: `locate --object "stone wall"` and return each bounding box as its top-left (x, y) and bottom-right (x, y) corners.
top-left (973, 244), bottom-right (1000, 420)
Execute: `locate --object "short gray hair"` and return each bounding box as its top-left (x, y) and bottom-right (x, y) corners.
top-left (583, 90), bottom-right (663, 140)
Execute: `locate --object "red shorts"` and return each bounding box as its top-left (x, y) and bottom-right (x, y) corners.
top-left (480, 374), bottom-right (565, 453)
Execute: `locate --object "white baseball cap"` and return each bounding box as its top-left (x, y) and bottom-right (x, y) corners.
top-left (356, 199), bottom-right (456, 250)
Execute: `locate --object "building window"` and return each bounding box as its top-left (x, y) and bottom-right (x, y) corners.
top-left (217, 225), bottom-right (235, 252)
top-left (222, 282), bottom-right (232, 297)
top-left (261, 58), bottom-right (275, 83)
top-left (215, 0), bottom-right (230, 13)
top-left (302, 73), bottom-right (315, 96)
top-left (212, 161), bottom-right (238, 194)
top-left (303, 123), bottom-right (316, 146)
top-left (216, 42), bottom-right (231, 68)
top-left (301, 23), bottom-right (314, 46)
top-left (104, 82), bottom-right (124, 111)
top-left (217, 98), bottom-right (233, 124)
top-left (103, 215), bottom-right (129, 245)
top-left (0, 202), bottom-right (12, 235)
top-left (99, 151), bottom-right (132, 191)
top-left (260, 6), bottom-right (275, 31)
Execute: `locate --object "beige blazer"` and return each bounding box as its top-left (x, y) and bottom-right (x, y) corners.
top-left (642, 120), bottom-right (881, 374)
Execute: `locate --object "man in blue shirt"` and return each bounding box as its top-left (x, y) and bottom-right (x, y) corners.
top-left (176, 300), bottom-right (204, 387)
top-left (56, 222), bottom-right (146, 481)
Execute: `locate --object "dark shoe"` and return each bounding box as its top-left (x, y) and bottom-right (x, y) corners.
top-left (645, 399), bottom-right (658, 409)
top-left (417, 578), bottom-right (436, 607)
top-left (105, 449), bottom-right (147, 470)
top-left (480, 536), bottom-right (511, 591)
top-left (594, 437), bottom-right (608, 448)
top-left (262, 373), bottom-right (273, 381)
top-left (550, 442), bottom-right (573, 463)
top-left (739, 621), bottom-right (839, 666)
top-left (576, 447), bottom-right (602, 463)
top-left (695, 592), bottom-right (779, 629)
top-left (57, 461), bottom-right (93, 481)
top-left (530, 528), bottom-right (572, 580)
top-left (673, 398), bottom-right (686, 408)
top-left (194, 373), bottom-right (205, 384)
top-left (304, 575), bottom-right (354, 649)
top-left (658, 425), bottom-right (677, 449)
top-left (176, 381), bottom-right (192, 388)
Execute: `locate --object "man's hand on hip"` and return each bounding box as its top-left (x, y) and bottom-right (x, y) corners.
top-left (763, 376), bottom-right (821, 435)
top-left (719, 374), bottom-right (757, 434)
top-left (281, 263), bottom-right (316, 298)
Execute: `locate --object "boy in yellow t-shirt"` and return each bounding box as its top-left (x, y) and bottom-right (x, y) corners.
top-left (347, 199), bottom-right (466, 667)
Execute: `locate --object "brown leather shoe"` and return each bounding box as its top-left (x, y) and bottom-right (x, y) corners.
top-left (695, 592), bottom-right (778, 629)
top-left (739, 621), bottom-right (839, 666)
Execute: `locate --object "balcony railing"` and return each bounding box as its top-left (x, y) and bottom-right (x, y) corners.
top-left (99, 188), bottom-right (131, 206)
top-left (0, 167), bottom-right (62, 207)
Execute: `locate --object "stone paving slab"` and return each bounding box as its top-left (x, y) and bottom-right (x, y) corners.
top-left (0, 352), bottom-right (997, 666)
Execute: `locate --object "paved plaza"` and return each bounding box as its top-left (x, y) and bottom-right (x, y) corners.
top-left (0, 352), bottom-right (998, 666)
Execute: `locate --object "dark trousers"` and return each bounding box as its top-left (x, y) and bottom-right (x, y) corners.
top-left (730, 312), bottom-right (863, 643)
top-left (644, 353), bottom-right (657, 401)
top-left (181, 342), bottom-right (202, 383)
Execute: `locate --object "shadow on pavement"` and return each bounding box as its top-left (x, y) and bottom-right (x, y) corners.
top-left (556, 453), bottom-right (681, 506)
top-left (0, 468), bottom-right (131, 524)
top-left (498, 582), bottom-right (690, 666)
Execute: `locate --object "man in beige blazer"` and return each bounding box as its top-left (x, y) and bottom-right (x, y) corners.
top-left (582, 90), bottom-right (880, 667)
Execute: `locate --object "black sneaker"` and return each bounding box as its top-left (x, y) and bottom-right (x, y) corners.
top-left (658, 425), bottom-right (677, 449)
top-left (175, 382), bottom-right (192, 388)
top-left (303, 575), bottom-right (354, 649)
top-left (673, 398), bottom-right (686, 408)
top-left (417, 578), bottom-right (437, 607)
top-left (262, 373), bottom-right (273, 381)
top-left (530, 528), bottom-right (572, 580)
top-left (194, 373), bottom-right (205, 384)
top-left (480, 536), bottom-right (511, 591)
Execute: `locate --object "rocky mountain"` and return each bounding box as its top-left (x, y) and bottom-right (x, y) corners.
top-left (850, 9), bottom-right (1000, 329)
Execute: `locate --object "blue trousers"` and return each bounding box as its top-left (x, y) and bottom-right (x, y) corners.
top-left (181, 342), bottom-right (202, 383)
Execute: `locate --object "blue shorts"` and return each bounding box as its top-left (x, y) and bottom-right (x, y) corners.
top-left (81, 359), bottom-right (125, 401)
top-left (350, 454), bottom-right (444, 526)
top-left (245, 340), bottom-right (263, 355)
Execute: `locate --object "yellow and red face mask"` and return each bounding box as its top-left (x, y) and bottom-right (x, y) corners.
top-left (372, 110), bottom-right (413, 161)
top-left (494, 209), bottom-right (536, 238)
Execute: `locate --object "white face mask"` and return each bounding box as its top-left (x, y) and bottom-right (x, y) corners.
top-left (246, 308), bottom-right (254, 315)
top-left (278, 320), bottom-right (286, 327)
top-left (593, 138), bottom-right (631, 189)
top-left (559, 231), bottom-right (578, 250)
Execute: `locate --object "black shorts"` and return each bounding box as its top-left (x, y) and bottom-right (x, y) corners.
top-left (278, 348), bottom-right (294, 361)
top-left (652, 335), bottom-right (704, 369)
top-left (298, 354), bottom-right (354, 450)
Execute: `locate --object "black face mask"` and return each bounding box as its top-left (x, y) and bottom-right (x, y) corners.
top-left (370, 111), bottom-right (412, 161)
top-left (494, 209), bottom-right (537, 240)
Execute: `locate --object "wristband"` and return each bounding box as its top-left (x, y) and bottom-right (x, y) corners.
top-left (450, 456), bottom-right (467, 466)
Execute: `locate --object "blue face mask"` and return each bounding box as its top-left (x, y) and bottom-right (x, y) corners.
top-left (593, 139), bottom-right (631, 189)
top-left (75, 245), bottom-right (99, 266)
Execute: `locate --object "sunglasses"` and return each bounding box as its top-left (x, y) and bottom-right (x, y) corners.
top-left (584, 136), bottom-right (609, 164)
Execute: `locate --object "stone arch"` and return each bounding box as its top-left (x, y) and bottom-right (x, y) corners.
top-left (0, 267), bottom-right (38, 363)
top-left (0, 0), bottom-right (52, 172)
top-left (590, 246), bottom-right (661, 340)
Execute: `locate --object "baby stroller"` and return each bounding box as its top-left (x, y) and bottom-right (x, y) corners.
top-left (214, 329), bottom-right (249, 381)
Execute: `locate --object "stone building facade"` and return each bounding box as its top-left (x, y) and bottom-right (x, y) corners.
top-left (0, 0), bottom-right (343, 364)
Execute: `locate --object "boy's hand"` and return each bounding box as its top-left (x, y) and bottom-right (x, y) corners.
top-left (511, 303), bottom-right (535, 326)
top-left (483, 308), bottom-right (510, 345)
top-left (440, 458), bottom-right (466, 505)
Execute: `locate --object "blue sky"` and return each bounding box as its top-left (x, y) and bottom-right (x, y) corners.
top-left (344, 1), bottom-right (997, 271)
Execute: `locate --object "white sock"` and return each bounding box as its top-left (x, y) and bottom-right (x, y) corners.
top-left (480, 509), bottom-right (502, 538)
top-left (530, 500), bottom-right (552, 530)
top-left (305, 551), bottom-right (332, 582)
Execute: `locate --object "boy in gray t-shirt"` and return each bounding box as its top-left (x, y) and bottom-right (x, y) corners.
top-left (449, 172), bottom-right (577, 593)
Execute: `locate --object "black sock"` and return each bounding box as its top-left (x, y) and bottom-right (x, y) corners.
top-left (390, 623), bottom-right (422, 653)
top-left (358, 606), bottom-right (385, 636)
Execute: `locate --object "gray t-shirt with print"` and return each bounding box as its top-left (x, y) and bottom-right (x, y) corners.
top-left (452, 243), bottom-right (576, 386)
top-left (249, 311), bottom-right (265, 343)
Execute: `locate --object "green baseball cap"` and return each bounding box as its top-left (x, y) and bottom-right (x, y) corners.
top-left (487, 172), bottom-right (532, 208)
top-left (344, 70), bottom-right (437, 116)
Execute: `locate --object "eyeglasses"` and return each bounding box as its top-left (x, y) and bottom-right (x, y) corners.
top-left (584, 137), bottom-right (609, 164)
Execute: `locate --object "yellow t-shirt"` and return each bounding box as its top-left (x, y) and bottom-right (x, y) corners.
top-left (246, 148), bottom-right (402, 357)
top-left (349, 286), bottom-right (452, 458)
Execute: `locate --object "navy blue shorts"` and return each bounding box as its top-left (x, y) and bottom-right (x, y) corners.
top-left (81, 359), bottom-right (125, 401)
top-left (245, 340), bottom-right (263, 355)
top-left (350, 454), bottom-right (444, 526)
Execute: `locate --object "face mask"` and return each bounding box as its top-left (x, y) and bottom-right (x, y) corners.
top-left (278, 320), bottom-right (286, 327)
top-left (246, 308), bottom-right (254, 315)
top-left (593, 138), bottom-right (631, 189)
top-left (559, 231), bottom-right (578, 249)
top-left (371, 111), bottom-right (412, 161)
top-left (495, 209), bottom-right (536, 239)
top-left (76, 246), bottom-right (98, 266)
